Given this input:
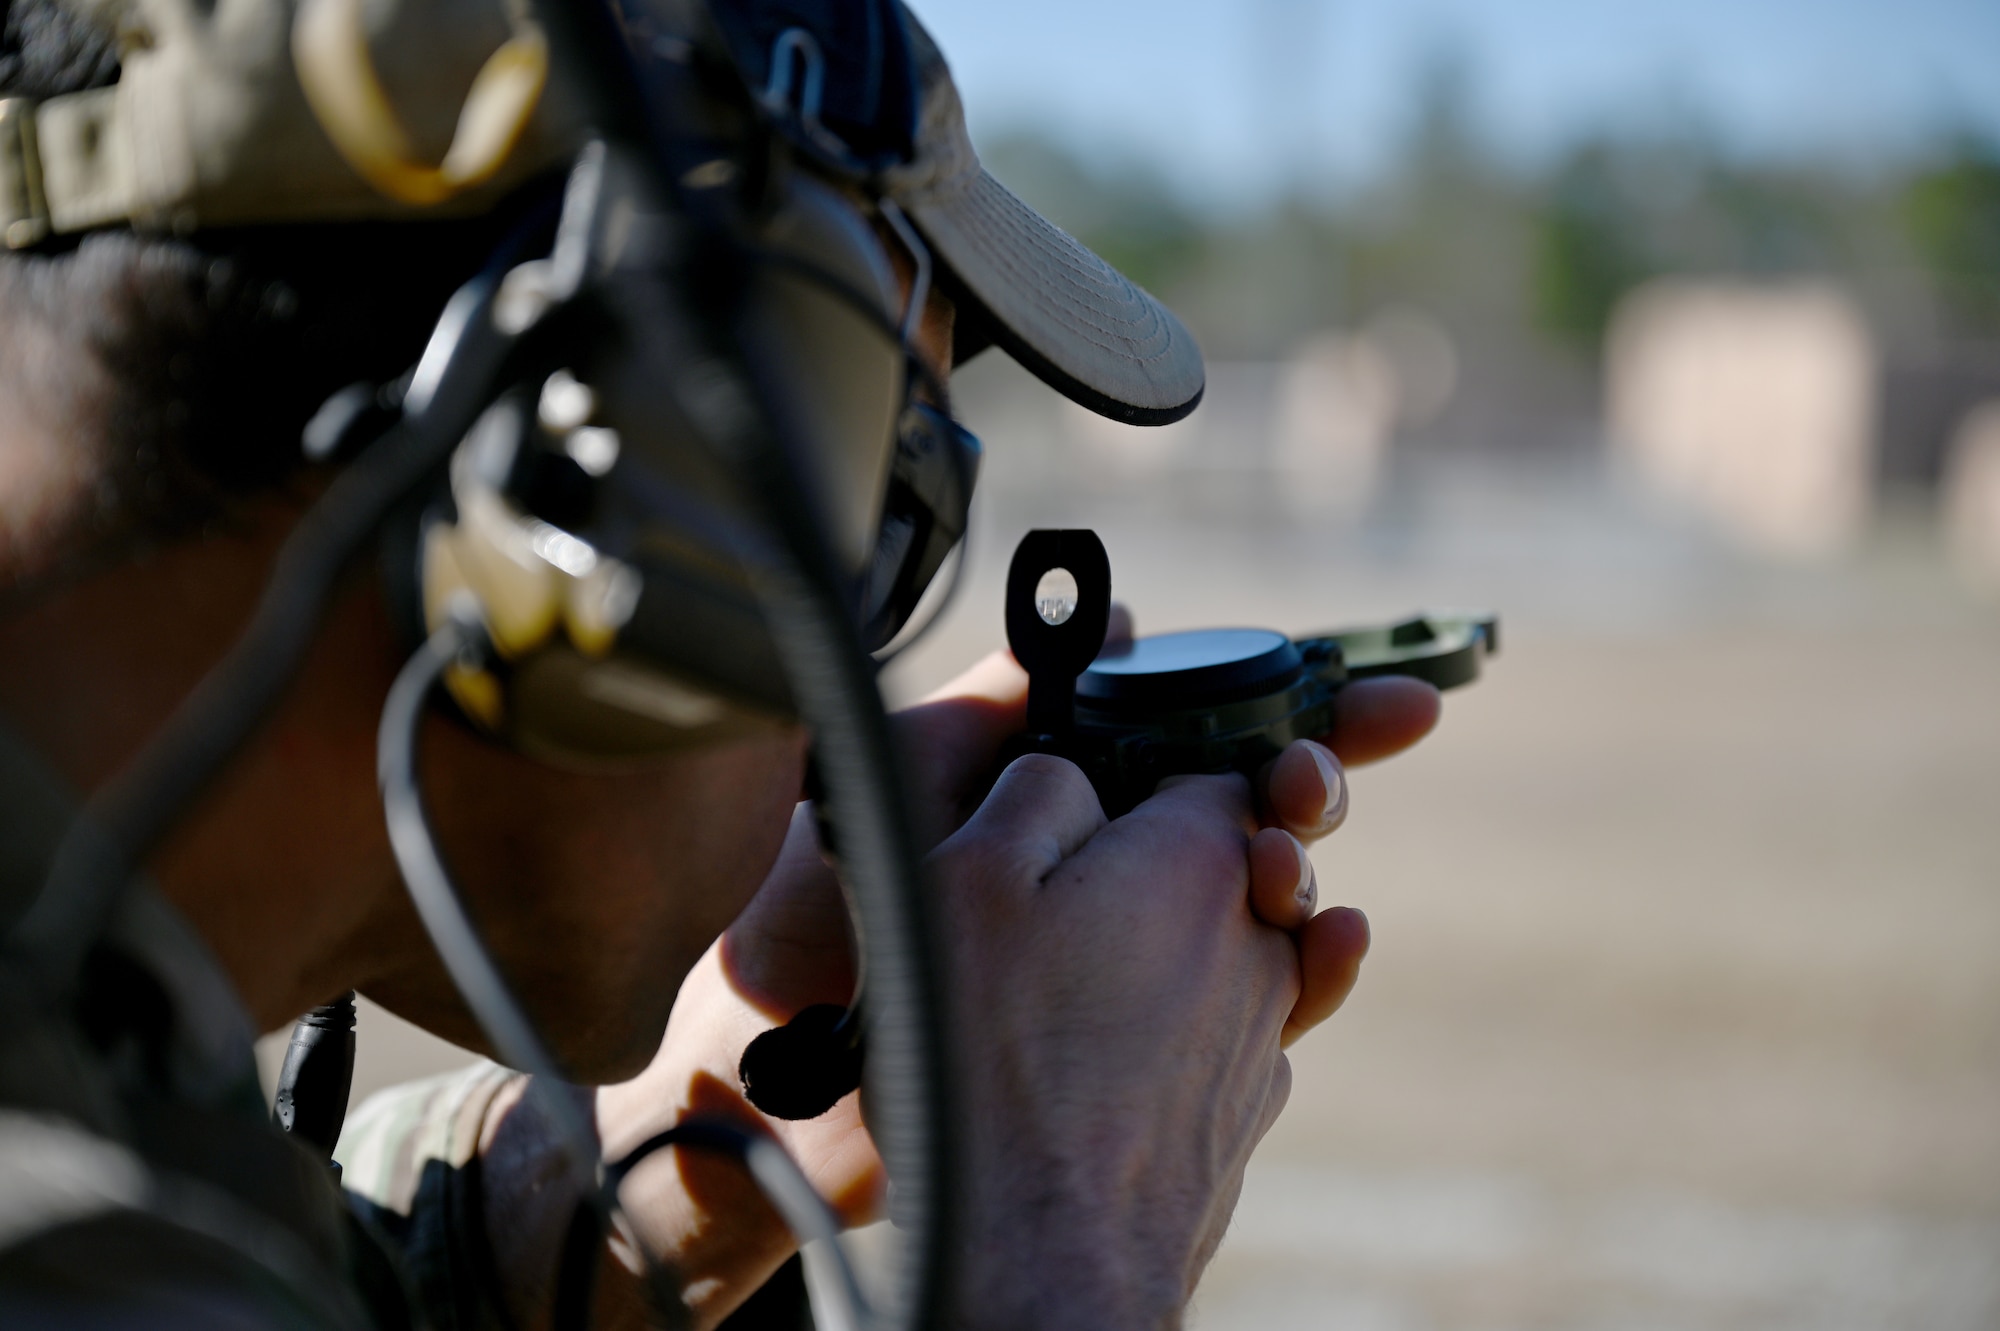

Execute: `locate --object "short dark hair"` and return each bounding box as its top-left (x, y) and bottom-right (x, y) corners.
top-left (0, 0), bottom-right (542, 581)
top-left (0, 0), bottom-right (118, 101)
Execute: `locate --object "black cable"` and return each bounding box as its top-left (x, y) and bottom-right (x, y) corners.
top-left (517, 0), bottom-right (966, 1312)
top-left (377, 618), bottom-right (577, 1107)
top-left (551, 137), bottom-right (965, 1323)
top-left (380, 616), bottom-right (875, 1330)
top-left (622, 254), bottom-right (961, 1328)
top-left (377, 614), bottom-right (693, 1329)
top-left (607, 1122), bottom-right (872, 1331)
top-left (742, 399), bottom-right (955, 1331)
top-left (272, 990), bottom-right (358, 1165)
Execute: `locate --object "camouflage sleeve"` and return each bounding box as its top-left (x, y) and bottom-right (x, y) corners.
top-left (336, 1062), bottom-right (524, 1331)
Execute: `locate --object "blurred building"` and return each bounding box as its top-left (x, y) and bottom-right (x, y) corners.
top-left (1606, 280), bottom-right (1877, 559)
top-left (1943, 400), bottom-right (2000, 591)
top-left (1270, 332), bottom-right (1396, 516)
top-left (1057, 310), bottom-right (1457, 518)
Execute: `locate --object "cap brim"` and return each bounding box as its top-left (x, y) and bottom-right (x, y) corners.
top-left (905, 169), bottom-right (1204, 426)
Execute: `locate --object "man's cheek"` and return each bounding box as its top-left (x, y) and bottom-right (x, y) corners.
top-left (453, 728), bottom-right (805, 1081)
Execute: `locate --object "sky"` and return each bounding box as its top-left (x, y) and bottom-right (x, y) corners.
top-left (912, 0), bottom-right (2000, 207)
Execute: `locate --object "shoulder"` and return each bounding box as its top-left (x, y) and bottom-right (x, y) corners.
top-left (338, 1061), bottom-right (519, 1219)
top-left (0, 1108), bottom-right (373, 1329)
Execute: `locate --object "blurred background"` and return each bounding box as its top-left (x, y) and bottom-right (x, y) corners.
top-left (278, 2), bottom-right (2000, 1326)
top-left (897, 2), bottom-right (2000, 1326)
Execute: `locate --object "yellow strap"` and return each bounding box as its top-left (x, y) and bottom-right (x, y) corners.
top-left (292, 0), bottom-right (548, 208)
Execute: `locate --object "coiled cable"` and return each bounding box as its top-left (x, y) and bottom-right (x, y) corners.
top-left (379, 612), bottom-right (874, 1331)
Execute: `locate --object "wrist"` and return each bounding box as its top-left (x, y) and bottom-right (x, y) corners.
top-left (954, 1210), bottom-right (1186, 1331)
top-left (956, 1263), bottom-right (1184, 1330)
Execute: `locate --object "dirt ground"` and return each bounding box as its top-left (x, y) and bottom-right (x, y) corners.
top-left (1189, 613), bottom-right (2000, 1330)
top-left (269, 358), bottom-right (2000, 1328)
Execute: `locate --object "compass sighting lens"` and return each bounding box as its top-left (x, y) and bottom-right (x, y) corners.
top-left (1034, 567), bottom-right (1079, 625)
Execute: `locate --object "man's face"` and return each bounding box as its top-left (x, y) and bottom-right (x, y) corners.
top-left (0, 231), bottom-right (956, 1084)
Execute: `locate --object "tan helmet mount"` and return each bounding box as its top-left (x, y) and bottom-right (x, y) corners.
top-left (0, 0), bottom-right (587, 248)
top-left (292, 0), bottom-right (550, 207)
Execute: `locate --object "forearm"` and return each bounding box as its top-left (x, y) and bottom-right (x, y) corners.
top-left (955, 1242), bottom-right (1187, 1331)
top-left (950, 1122), bottom-right (1199, 1331)
top-left (484, 1075), bottom-right (1212, 1331)
top-left (475, 1074), bottom-right (799, 1331)
top-left (473, 820), bottom-right (878, 1327)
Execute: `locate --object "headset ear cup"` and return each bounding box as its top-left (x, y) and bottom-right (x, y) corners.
top-left (747, 172), bottom-right (906, 572)
top-left (366, 164), bottom-right (964, 764)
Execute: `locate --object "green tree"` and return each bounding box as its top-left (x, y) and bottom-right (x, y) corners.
top-left (979, 134), bottom-right (1207, 299)
top-left (1903, 137), bottom-right (2000, 334)
top-left (1531, 145), bottom-right (1652, 349)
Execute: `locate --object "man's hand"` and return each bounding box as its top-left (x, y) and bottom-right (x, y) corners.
top-left (885, 611), bottom-right (1438, 1053)
top-left (936, 756), bottom-right (1295, 1327)
top-left (594, 617), bottom-right (1438, 1326)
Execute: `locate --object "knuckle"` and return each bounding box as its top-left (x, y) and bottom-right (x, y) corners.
top-left (1205, 834), bottom-right (1252, 888)
top-left (1193, 769), bottom-right (1253, 801)
top-left (927, 839), bottom-right (1025, 922)
top-left (1269, 1054), bottom-right (1293, 1116)
top-left (1174, 822), bottom-right (1252, 904)
top-left (1148, 770), bottom-right (1253, 821)
top-left (1001, 751), bottom-right (1095, 804)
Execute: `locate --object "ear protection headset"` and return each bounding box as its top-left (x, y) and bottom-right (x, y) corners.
top-left (354, 2), bottom-right (971, 1325)
top-left (408, 156), bottom-right (978, 766)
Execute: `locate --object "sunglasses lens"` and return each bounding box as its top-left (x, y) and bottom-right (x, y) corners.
top-left (859, 402), bottom-right (981, 649)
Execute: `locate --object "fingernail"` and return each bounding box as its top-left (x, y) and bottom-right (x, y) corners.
top-left (1293, 836), bottom-right (1317, 908)
top-left (1308, 743), bottom-right (1346, 830)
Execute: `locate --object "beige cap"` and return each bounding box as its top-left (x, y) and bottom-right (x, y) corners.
top-left (0, 0), bottom-right (1201, 424)
top-left (885, 14), bottom-right (1204, 425)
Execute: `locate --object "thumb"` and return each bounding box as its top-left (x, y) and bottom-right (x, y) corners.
top-left (720, 805), bottom-right (856, 1017)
